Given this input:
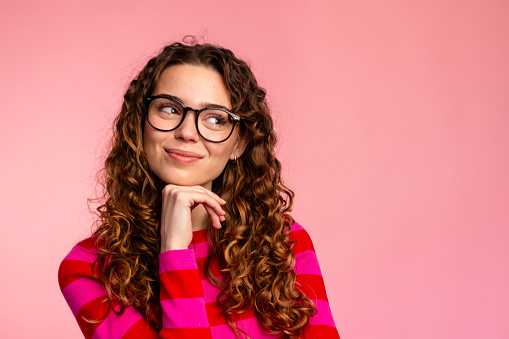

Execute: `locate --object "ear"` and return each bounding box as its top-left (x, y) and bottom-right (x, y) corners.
top-left (230, 135), bottom-right (250, 161)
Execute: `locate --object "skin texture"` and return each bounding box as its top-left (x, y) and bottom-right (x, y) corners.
top-left (143, 64), bottom-right (248, 251)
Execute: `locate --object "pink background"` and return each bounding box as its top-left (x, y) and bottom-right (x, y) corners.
top-left (1, 1), bottom-right (508, 338)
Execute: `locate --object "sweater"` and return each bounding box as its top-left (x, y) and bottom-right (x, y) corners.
top-left (58, 222), bottom-right (340, 338)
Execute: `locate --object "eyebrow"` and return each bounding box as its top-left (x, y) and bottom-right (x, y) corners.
top-left (154, 93), bottom-right (232, 112)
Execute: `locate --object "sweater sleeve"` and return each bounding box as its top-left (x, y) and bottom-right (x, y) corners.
top-left (290, 223), bottom-right (341, 339)
top-left (58, 237), bottom-right (211, 339)
top-left (157, 249), bottom-right (212, 338)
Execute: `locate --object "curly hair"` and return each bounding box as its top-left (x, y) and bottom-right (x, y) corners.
top-left (92, 39), bottom-right (317, 337)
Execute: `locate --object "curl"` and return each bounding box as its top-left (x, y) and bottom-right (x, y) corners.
top-left (90, 39), bottom-right (316, 335)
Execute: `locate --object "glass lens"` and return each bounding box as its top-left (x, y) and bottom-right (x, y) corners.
top-left (197, 109), bottom-right (235, 142)
top-left (147, 97), bottom-right (236, 142)
top-left (148, 97), bottom-right (184, 131)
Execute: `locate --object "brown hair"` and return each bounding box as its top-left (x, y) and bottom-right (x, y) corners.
top-left (92, 40), bottom-right (316, 337)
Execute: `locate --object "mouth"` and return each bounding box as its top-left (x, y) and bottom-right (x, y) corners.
top-left (165, 148), bottom-right (203, 163)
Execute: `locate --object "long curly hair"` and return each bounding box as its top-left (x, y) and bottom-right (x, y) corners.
top-left (92, 39), bottom-right (317, 337)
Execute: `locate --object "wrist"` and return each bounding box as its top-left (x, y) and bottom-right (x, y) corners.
top-left (161, 240), bottom-right (190, 252)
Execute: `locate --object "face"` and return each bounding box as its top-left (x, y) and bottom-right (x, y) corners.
top-left (143, 64), bottom-right (247, 190)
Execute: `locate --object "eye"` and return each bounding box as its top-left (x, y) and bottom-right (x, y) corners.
top-left (158, 104), bottom-right (181, 115)
top-left (207, 115), bottom-right (227, 125)
top-left (162, 106), bottom-right (177, 114)
top-left (203, 112), bottom-right (229, 126)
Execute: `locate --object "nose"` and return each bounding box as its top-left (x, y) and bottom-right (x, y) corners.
top-left (173, 110), bottom-right (200, 142)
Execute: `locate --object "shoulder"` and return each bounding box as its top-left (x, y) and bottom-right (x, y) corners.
top-left (289, 221), bottom-right (316, 254)
top-left (288, 222), bottom-right (324, 276)
top-left (58, 235), bottom-right (101, 292)
top-left (61, 235), bottom-right (101, 261)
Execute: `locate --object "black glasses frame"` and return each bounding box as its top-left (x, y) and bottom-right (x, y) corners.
top-left (145, 95), bottom-right (241, 143)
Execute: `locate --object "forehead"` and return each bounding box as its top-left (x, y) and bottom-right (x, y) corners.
top-left (152, 64), bottom-right (231, 108)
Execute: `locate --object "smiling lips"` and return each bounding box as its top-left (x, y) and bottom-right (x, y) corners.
top-left (165, 148), bottom-right (203, 163)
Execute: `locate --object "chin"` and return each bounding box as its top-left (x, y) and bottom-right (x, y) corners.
top-left (158, 174), bottom-right (212, 189)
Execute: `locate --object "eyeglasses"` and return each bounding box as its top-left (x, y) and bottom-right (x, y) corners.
top-left (145, 95), bottom-right (241, 143)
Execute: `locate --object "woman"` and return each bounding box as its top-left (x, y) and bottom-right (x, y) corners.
top-left (59, 40), bottom-right (340, 338)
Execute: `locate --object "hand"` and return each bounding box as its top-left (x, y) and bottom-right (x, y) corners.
top-left (160, 185), bottom-right (226, 252)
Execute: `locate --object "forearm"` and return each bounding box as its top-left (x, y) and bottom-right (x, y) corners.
top-left (158, 249), bottom-right (213, 338)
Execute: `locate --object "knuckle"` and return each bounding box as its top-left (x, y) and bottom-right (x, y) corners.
top-left (162, 184), bottom-right (175, 193)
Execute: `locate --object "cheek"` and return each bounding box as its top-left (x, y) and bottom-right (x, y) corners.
top-left (144, 121), bottom-right (163, 144)
top-left (208, 140), bottom-right (236, 161)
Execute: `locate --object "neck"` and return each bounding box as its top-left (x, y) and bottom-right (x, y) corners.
top-left (191, 204), bottom-right (209, 231)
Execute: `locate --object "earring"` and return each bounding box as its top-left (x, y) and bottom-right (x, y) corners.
top-left (231, 155), bottom-right (237, 163)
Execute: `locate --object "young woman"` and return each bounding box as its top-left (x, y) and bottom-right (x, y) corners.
top-left (59, 40), bottom-right (340, 338)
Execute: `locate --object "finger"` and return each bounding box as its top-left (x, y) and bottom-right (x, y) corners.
top-left (162, 185), bottom-right (227, 217)
top-left (190, 186), bottom-right (227, 205)
top-left (177, 193), bottom-right (226, 221)
top-left (166, 185), bottom-right (227, 205)
top-left (199, 196), bottom-right (226, 216)
top-left (186, 191), bottom-right (226, 215)
top-left (163, 184), bottom-right (226, 205)
top-left (203, 205), bottom-right (223, 229)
